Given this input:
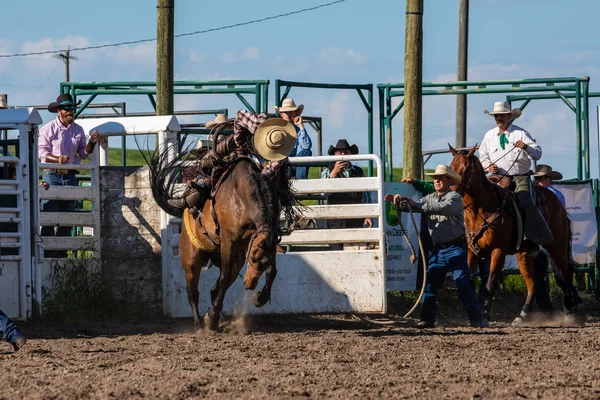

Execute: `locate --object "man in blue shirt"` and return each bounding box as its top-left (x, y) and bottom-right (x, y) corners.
top-left (533, 164), bottom-right (565, 207)
top-left (275, 98), bottom-right (312, 179)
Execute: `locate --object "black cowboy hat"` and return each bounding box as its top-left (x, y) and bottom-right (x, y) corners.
top-left (47, 94), bottom-right (81, 113)
top-left (327, 139), bottom-right (359, 156)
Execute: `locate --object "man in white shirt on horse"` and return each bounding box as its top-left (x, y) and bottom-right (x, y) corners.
top-left (478, 101), bottom-right (553, 250)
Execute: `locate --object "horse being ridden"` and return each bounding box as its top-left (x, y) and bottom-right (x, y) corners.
top-left (449, 145), bottom-right (580, 325)
top-left (148, 113), bottom-right (298, 330)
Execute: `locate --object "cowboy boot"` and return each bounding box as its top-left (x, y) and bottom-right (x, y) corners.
top-left (167, 189), bottom-right (202, 210)
top-left (514, 176), bottom-right (553, 250)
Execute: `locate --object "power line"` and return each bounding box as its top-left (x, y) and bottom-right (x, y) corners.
top-left (0, 0), bottom-right (347, 59)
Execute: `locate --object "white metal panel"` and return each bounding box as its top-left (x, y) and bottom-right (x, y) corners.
top-left (291, 204), bottom-right (379, 219)
top-left (38, 162), bottom-right (96, 171)
top-left (292, 177), bottom-right (379, 193)
top-left (0, 261), bottom-right (21, 318)
top-left (39, 212), bottom-right (96, 226)
top-left (38, 186), bottom-right (94, 201)
top-left (41, 236), bottom-right (95, 251)
top-left (165, 251), bottom-right (385, 317)
top-left (0, 108), bottom-right (42, 125)
top-left (76, 115), bottom-right (181, 136)
top-left (280, 228), bottom-right (381, 245)
top-left (0, 123), bottom-right (34, 319)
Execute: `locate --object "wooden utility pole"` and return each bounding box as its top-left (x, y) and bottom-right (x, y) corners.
top-left (156, 0), bottom-right (174, 116)
top-left (403, 0), bottom-right (424, 178)
top-left (54, 47), bottom-right (77, 82)
top-left (456, 0), bottom-right (469, 148)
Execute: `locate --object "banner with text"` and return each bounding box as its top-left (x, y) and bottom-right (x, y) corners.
top-left (504, 181), bottom-right (597, 269)
top-left (383, 182), bottom-right (422, 291)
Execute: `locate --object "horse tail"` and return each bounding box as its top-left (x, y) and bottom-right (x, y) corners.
top-left (137, 141), bottom-right (196, 218)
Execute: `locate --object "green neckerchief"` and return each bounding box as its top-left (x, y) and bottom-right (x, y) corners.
top-left (499, 132), bottom-right (509, 150)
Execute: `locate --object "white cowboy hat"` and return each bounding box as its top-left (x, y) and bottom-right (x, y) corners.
top-left (253, 118), bottom-right (297, 161)
top-left (425, 164), bottom-right (462, 185)
top-left (274, 98), bottom-right (304, 114)
top-left (484, 101), bottom-right (522, 119)
top-left (533, 164), bottom-right (563, 180)
top-left (205, 113), bottom-right (228, 129)
top-left (189, 138), bottom-right (207, 157)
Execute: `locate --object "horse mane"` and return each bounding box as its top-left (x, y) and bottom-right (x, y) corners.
top-left (466, 152), bottom-right (496, 192)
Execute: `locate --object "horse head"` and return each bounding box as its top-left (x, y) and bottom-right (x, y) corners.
top-left (243, 230), bottom-right (277, 290)
top-left (449, 144), bottom-right (481, 195)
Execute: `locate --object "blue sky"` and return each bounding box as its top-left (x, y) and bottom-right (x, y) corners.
top-left (2, 0), bottom-right (600, 178)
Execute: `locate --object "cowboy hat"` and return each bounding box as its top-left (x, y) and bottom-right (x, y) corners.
top-left (253, 118), bottom-right (297, 161)
top-left (533, 164), bottom-right (563, 180)
top-left (205, 113), bottom-right (228, 129)
top-left (425, 164), bottom-right (462, 185)
top-left (328, 139), bottom-right (359, 156)
top-left (484, 101), bottom-right (522, 119)
top-left (274, 98), bottom-right (304, 115)
top-left (189, 138), bottom-right (208, 157)
top-left (48, 93), bottom-right (81, 113)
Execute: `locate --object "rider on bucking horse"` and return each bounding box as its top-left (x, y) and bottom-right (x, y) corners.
top-left (167, 110), bottom-right (297, 218)
top-left (478, 101), bottom-right (553, 253)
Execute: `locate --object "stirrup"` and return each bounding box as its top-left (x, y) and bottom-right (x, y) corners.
top-left (187, 207), bottom-right (201, 219)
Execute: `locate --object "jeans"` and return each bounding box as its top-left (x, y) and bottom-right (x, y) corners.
top-left (292, 148), bottom-right (312, 179)
top-left (0, 308), bottom-right (23, 345)
top-left (41, 172), bottom-right (78, 257)
top-left (420, 242), bottom-right (482, 325)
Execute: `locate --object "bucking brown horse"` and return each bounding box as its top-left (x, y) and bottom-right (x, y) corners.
top-left (449, 145), bottom-right (581, 325)
top-left (148, 146), bottom-right (296, 330)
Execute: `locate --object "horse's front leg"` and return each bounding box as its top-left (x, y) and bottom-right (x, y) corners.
top-left (253, 260), bottom-right (277, 308)
top-left (205, 241), bottom-right (244, 331)
top-left (512, 251), bottom-right (536, 326)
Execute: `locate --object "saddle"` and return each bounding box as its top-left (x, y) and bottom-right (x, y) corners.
top-left (469, 178), bottom-right (551, 256)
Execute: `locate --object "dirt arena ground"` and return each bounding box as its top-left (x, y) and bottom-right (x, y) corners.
top-left (2, 309), bottom-right (600, 400)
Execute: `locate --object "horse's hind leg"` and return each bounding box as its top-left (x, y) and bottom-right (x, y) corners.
top-left (512, 252), bottom-right (536, 326)
top-left (481, 249), bottom-right (505, 321)
top-left (180, 232), bottom-right (209, 328)
top-left (545, 245), bottom-right (581, 324)
top-left (533, 251), bottom-right (554, 316)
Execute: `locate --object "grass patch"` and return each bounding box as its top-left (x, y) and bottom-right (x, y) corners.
top-left (41, 254), bottom-right (119, 322)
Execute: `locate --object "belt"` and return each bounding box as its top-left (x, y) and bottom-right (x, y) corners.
top-left (435, 236), bottom-right (466, 249)
top-left (47, 169), bottom-right (80, 176)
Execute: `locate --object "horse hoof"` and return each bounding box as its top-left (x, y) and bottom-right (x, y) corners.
top-left (511, 317), bottom-right (525, 327)
top-left (193, 319), bottom-right (205, 330)
top-left (204, 312), bottom-right (219, 331)
top-left (252, 291), bottom-right (269, 308)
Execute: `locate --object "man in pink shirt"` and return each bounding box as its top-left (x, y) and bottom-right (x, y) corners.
top-left (38, 94), bottom-right (99, 257)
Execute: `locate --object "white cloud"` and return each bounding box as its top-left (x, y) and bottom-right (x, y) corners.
top-left (243, 47), bottom-right (260, 60)
top-left (221, 47), bottom-right (261, 63)
top-left (317, 47), bottom-right (366, 65)
top-left (272, 55), bottom-right (312, 76)
top-left (188, 50), bottom-right (206, 64)
top-left (111, 41), bottom-right (156, 66)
